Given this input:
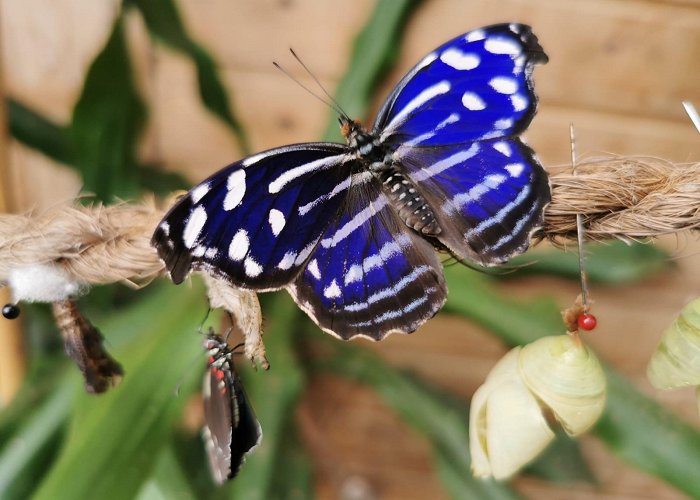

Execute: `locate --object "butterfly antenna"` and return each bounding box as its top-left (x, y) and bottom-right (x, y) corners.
top-left (288, 48), bottom-right (351, 120)
top-left (272, 60), bottom-right (345, 117)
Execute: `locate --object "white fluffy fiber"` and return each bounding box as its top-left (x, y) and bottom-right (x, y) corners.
top-left (8, 263), bottom-right (86, 303)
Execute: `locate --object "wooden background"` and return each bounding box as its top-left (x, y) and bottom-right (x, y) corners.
top-left (3, 0), bottom-right (700, 498)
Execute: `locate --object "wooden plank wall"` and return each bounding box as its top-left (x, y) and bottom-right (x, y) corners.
top-left (3, 0), bottom-right (700, 498)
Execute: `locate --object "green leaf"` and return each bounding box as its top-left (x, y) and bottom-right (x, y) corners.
top-left (127, 0), bottom-right (249, 153)
top-left (32, 282), bottom-right (207, 500)
top-left (0, 373), bottom-right (74, 499)
top-left (71, 13), bottom-right (146, 201)
top-left (321, 0), bottom-right (425, 141)
top-left (503, 241), bottom-right (671, 284)
top-left (135, 444), bottom-right (197, 500)
top-left (443, 266), bottom-right (700, 497)
top-left (597, 369), bottom-right (700, 498)
top-left (525, 430), bottom-right (596, 484)
top-left (7, 99), bottom-right (74, 165)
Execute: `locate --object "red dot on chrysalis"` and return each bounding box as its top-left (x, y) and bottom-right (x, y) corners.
top-left (577, 313), bottom-right (597, 331)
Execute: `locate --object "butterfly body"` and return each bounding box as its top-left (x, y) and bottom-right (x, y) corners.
top-left (154, 23), bottom-right (551, 340)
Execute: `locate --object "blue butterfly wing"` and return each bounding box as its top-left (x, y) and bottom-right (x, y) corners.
top-left (373, 23), bottom-right (550, 265)
top-left (394, 138), bottom-right (549, 265)
top-left (153, 143), bottom-right (353, 289)
top-left (288, 178), bottom-right (447, 340)
top-left (373, 23), bottom-right (547, 145)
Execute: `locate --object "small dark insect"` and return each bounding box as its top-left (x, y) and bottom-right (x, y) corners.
top-left (202, 332), bottom-right (262, 483)
top-left (52, 300), bottom-right (123, 394)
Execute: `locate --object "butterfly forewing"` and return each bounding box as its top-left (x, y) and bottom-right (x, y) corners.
top-left (374, 23), bottom-right (547, 147)
top-left (153, 144), bottom-right (352, 289)
top-left (289, 179), bottom-right (447, 340)
top-left (202, 334), bottom-right (262, 483)
top-left (395, 138), bottom-right (550, 264)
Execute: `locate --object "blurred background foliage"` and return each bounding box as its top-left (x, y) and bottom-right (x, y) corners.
top-left (2, 0), bottom-right (700, 499)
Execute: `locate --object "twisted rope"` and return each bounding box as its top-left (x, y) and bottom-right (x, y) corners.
top-left (1, 157), bottom-right (698, 287)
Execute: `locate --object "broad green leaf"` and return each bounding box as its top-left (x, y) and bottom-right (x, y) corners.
top-left (267, 423), bottom-right (313, 500)
top-left (127, 0), bottom-right (249, 153)
top-left (597, 369), bottom-right (700, 498)
top-left (321, 0), bottom-right (425, 141)
top-left (7, 99), bottom-right (188, 196)
top-left (136, 444), bottom-right (197, 500)
top-left (443, 266), bottom-right (700, 497)
top-left (7, 99), bottom-right (74, 165)
top-left (0, 374), bottom-right (73, 499)
top-left (32, 282), bottom-right (207, 500)
top-left (503, 241), bottom-right (671, 283)
top-left (71, 14), bottom-right (146, 201)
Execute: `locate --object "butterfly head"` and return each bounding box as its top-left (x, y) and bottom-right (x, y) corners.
top-left (339, 115), bottom-right (381, 159)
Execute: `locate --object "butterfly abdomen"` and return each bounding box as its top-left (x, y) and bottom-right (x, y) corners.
top-left (377, 167), bottom-right (441, 236)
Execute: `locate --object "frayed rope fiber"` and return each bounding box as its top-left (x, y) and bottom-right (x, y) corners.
top-left (1, 157), bottom-right (699, 287)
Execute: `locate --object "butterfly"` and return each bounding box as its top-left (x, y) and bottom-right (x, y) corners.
top-left (153, 23), bottom-right (550, 341)
top-left (202, 332), bottom-right (262, 484)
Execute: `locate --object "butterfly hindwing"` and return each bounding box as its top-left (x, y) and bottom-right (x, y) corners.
top-left (394, 138), bottom-right (549, 265)
top-left (374, 23), bottom-right (547, 147)
top-left (289, 178), bottom-right (447, 340)
top-left (153, 144), bottom-right (352, 289)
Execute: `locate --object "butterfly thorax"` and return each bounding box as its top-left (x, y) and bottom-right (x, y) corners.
top-left (341, 117), bottom-right (441, 236)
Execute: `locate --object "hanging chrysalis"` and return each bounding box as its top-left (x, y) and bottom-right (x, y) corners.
top-left (647, 297), bottom-right (700, 416)
top-left (469, 125), bottom-right (607, 480)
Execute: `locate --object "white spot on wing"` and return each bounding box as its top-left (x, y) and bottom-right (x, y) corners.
top-left (400, 113), bottom-right (460, 147)
top-left (308, 259), bottom-right (321, 280)
top-left (492, 141), bottom-right (513, 157)
top-left (277, 251), bottom-right (297, 270)
top-left (465, 29), bottom-right (486, 42)
top-left (228, 229), bottom-right (249, 261)
top-left (462, 92), bottom-right (486, 111)
top-left (408, 143), bottom-right (480, 182)
top-left (321, 196), bottom-right (388, 248)
top-left (489, 76), bottom-right (518, 94)
top-left (484, 36), bottom-right (521, 56)
top-left (241, 151), bottom-right (269, 167)
top-left (385, 80), bottom-right (451, 132)
top-left (511, 93), bottom-right (528, 112)
top-left (505, 163), bottom-right (525, 177)
top-left (446, 173), bottom-right (508, 212)
top-left (268, 209), bottom-right (286, 236)
top-left (294, 239), bottom-right (319, 265)
top-left (191, 182), bottom-right (210, 203)
top-left (466, 185), bottom-right (532, 238)
top-left (323, 279), bottom-right (341, 299)
top-left (344, 235), bottom-right (412, 285)
top-left (223, 170), bottom-right (246, 211)
top-left (159, 221), bottom-right (170, 236)
top-left (268, 155), bottom-right (346, 194)
top-left (494, 118), bottom-right (514, 130)
top-left (440, 48), bottom-right (480, 70)
top-left (244, 257), bottom-right (263, 277)
top-left (183, 206), bottom-right (207, 249)
top-left (344, 265), bottom-right (432, 312)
